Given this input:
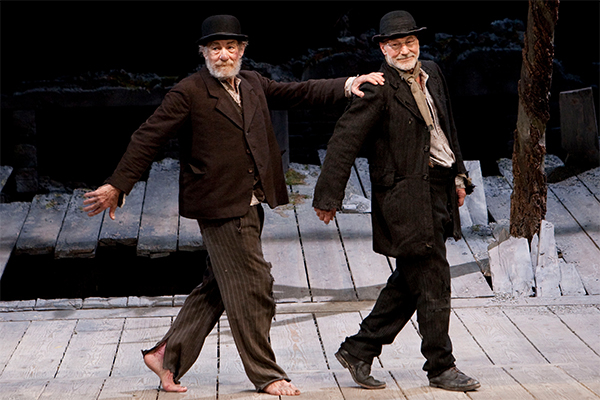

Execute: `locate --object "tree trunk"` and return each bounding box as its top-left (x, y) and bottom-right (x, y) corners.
top-left (510, 0), bottom-right (559, 241)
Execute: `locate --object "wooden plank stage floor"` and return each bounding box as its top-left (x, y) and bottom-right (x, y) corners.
top-left (0, 159), bottom-right (599, 399)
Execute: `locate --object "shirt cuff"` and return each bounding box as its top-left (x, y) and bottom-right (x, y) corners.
top-left (344, 76), bottom-right (358, 98)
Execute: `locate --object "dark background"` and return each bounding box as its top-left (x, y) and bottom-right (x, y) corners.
top-left (1, 1), bottom-right (596, 89)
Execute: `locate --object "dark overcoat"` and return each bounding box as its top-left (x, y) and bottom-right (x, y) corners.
top-left (107, 67), bottom-right (346, 220)
top-left (313, 61), bottom-right (467, 259)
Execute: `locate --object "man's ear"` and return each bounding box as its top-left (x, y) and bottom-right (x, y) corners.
top-left (379, 42), bottom-right (387, 56)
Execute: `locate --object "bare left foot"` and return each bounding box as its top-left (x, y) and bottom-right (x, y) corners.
top-left (143, 343), bottom-right (187, 393)
top-left (263, 380), bottom-right (301, 396)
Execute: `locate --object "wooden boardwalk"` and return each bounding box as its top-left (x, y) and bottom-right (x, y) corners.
top-left (0, 297), bottom-right (598, 400)
top-left (1, 158), bottom-right (600, 399)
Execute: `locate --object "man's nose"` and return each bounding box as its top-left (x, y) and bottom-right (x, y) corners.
top-left (219, 50), bottom-right (230, 60)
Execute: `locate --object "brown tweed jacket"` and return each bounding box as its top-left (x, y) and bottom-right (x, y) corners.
top-left (107, 67), bottom-right (347, 220)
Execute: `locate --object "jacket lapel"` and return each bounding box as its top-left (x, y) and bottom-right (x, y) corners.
top-left (387, 65), bottom-right (423, 122)
top-left (240, 77), bottom-right (258, 134)
top-left (202, 68), bottom-right (244, 130)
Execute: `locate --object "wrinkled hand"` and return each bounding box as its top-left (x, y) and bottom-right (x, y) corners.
top-left (83, 184), bottom-right (121, 220)
top-left (314, 208), bottom-right (337, 225)
top-left (457, 188), bottom-right (466, 207)
top-left (351, 72), bottom-right (385, 97)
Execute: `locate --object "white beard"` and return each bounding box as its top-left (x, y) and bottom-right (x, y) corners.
top-left (206, 57), bottom-right (242, 80)
top-left (386, 48), bottom-right (419, 72)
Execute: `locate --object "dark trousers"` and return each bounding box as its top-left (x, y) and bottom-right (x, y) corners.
top-left (340, 167), bottom-right (457, 378)
top-left (144, 205), bottom-right (288, 390)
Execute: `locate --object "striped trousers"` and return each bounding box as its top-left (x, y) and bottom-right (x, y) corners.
top-left (143, 205), bottom-right (288, 390)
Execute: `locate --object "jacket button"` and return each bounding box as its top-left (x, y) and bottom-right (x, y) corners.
top-left (423, 174), bottom-right (429, 181)
top-left (424, 145), bottom-right (430, 152)
top-left (248, 168), bottom-right (254, 174)
top-left (246, 148), bottom-right (251, 154)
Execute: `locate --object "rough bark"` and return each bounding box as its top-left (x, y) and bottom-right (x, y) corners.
top-left (510, 0), bottom-right (559, 241)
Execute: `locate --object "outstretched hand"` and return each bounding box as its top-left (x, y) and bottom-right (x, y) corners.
top-left (83, 184), bottom-right (121, 220)
top-left (314, 208), bottom-right (337, 225)
top-left (351, 72), bottom-right (385, 97)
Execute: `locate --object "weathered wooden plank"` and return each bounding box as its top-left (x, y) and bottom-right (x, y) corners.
top-left (531, 221), bottom-right (562, 297)
top-left (549, 175), bottom-right (600, 247)
top-left (269, 313), bottom-right (326, 372)
top-left (1, 319), bottom-right (77, 380)
top-left (97, 376), bottom-right (159, 400)
top-left (454, 307), bottom-right (548, 366)
top-left (577, 167), bottom-right (600, 199)
top-left (559, 259), bottom-right (587, 296)
top-left (0, 165), bottom-right (13, 193)
top-left (503, 306), bottom-right (598, 365)
top-left (0, 320), bottom-right (29, 375)
top-left (336, 213), bottom-right (392, 301)
top-left (560, 87), bottom-right (599, 167)
top-left (290, 164), bottom-right (356, 302)
top-left (137, 158), bottom-right (180, 258)
top-left (446, 237), bottom-right (494, 298)
top-left (461, 225), bottom-right (495, 277)
top-left (262, 204), bottom-right (310, 303)
top-left (178, 216), bottom-right (205, 251)
top-left (482, 175), bottom-right (512, 223)
top-left (465, 366), bottom-right (535, 400)
top-left (505, 364), bottom-right (598, 400)
top-left (488, 236), bottom-right (535, 297)
top-left (546, 189), bottom-right (600, 295)
top-left (55, 189), bottom-right (104, 259)
top-left (315, 312), bottom-right (406, 399)
top-left (99, 181), bottom-right (146, 247)
top-left (111, 317), bottom-right (172, 377)
top-left (38, 377), bottom-right (105, 400)
top-left (503, 305), bottom-right (600, 396)
top-left (464, 160), bottom-right (489, 226)
top-left (55, 318), bottom-right (124, 379)
top-left (0, 379), bottom-right (49, 400)
top-left (269, 313), bottom-right (342, 400)
top-left (0, 201), bottom-right (30, 277)
top-left (550, 305), bottom-right (600, 356)
top-left (15, 193), bottom-right (70, 256)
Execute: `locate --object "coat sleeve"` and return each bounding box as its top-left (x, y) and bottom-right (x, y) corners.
top-left (312, 83), bottom-right (385, 210)
top-left (251, 72), bottom-right (348, 109)
top-left (105, 83), bottom-right (191, 194)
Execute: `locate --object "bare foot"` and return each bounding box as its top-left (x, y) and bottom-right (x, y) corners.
top-left (143, 343), bottom-right (188, 393)
top-left (263, 380), bottom-right (301, 396)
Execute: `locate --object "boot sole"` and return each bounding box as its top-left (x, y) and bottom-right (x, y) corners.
top-left (335, 351), bottom-right (386, 390)
top-left (429, 381), bottom-right (481, 391)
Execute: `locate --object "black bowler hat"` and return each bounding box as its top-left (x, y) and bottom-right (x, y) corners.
top-left (372, 11), bottom-right (427, 43)
top-left (197, 15), bottom-right (249, 45)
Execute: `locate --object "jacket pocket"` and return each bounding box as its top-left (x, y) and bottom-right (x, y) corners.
top-left (370, 166), bottom-right (396, 187)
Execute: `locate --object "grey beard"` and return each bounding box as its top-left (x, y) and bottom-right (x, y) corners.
top-left (385, 52), bottom-right (419, 72)
top-left (206, 58), bottom-right (242, 80)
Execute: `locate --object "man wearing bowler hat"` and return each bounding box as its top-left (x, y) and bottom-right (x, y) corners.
top-left (313, 11), bottom-right (480, 392)
top-left (83, 14), bottom-right (383, 396)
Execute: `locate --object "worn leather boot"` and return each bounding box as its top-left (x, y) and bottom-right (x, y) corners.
top-left (335, 349), bottom-right (386, 389)
top-left (429, 367), bottom-right (481, 391)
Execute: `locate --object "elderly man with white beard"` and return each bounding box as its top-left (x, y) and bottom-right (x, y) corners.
top-left (83, 14), bottom-right (384, 396)
top-left (313, 10), bottom-right (480, 392)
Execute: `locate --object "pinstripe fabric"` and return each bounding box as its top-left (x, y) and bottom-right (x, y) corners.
top-left (143, 205), bottom-right (288, 390)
